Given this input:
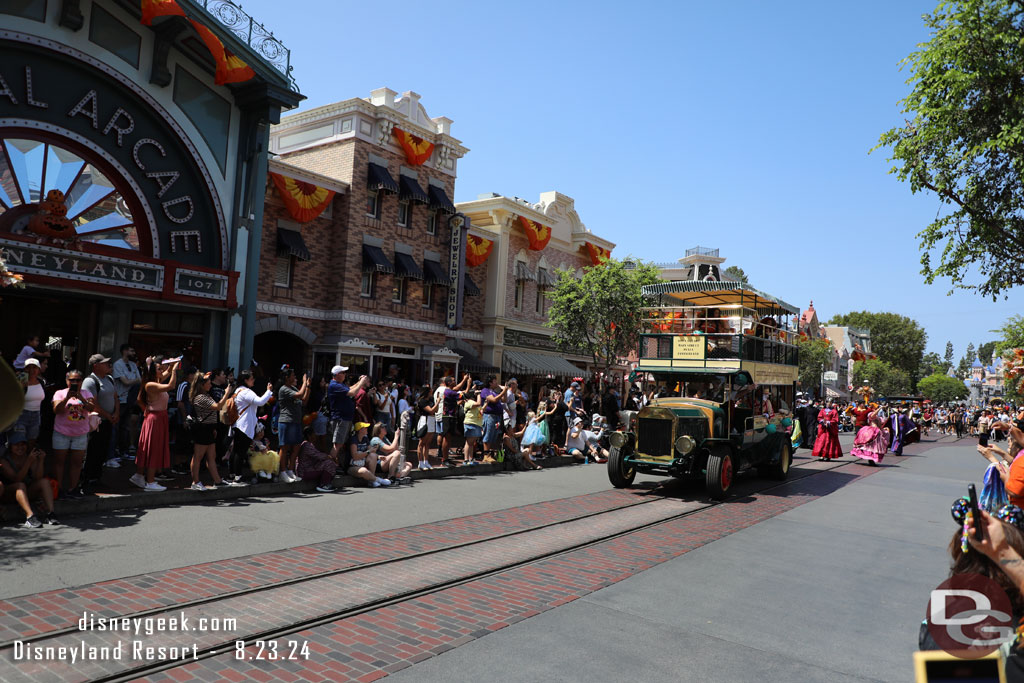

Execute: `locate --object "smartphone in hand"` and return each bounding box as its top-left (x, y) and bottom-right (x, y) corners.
top-left (968, 483), bottom-right (984, 541)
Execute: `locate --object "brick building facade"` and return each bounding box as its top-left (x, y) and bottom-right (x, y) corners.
top-left (252, 89), bottom-right (477, 386)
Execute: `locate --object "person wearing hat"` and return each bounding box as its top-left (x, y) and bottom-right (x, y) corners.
top-left (81, 353), bottom-right (119, 488)
top-left (14, 357), bottom-right (45, 453)
top-left (326, 366), bottom-right (369, 462)
top-left (0, 430), bottom-right (57, 527)
top-left (565, 416), bottom-right (588, 463)
top-left (347, 422), bottom-right (390, 487)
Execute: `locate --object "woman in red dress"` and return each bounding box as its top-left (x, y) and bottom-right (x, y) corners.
top-left (813, 400), bottom-right (844, 461)
top-left (131, 358), bottom-right (179, 492)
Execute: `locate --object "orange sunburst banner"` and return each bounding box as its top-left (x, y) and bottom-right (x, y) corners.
top-left (465, 234), bottom-right (494, 267)
top-left (584, 242), bottom-right (611, 266)
top-left (393, 128), bottom-right (435, 166)
top-left (140, 0), bottom-right (185, 25)
top-left (188, 20), bottom-right (255, 85)
top-left (517, 215), bottom-right (552, 251)
top-left (270, 173), bottom-right (335, 223)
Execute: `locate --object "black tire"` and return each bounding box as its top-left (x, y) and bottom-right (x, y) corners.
top-left (770, 440), bottom-right (791, 480)
top-left (705, 448), bottom-right (734, 500)
top-left (607, 446), bottom-right (635, 488)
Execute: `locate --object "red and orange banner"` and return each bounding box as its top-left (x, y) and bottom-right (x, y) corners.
top-left (270, 172), bottom-right (335, 223)
top-left (465, 234), bottom-right (494, 267)
top-left (517, 216), bottom-right (551, 251)
top-left (140, 0), bottom-right (185, 25)
top-left (188, 20), bottom-right (255, 85)
top-left (393, 128), bottom-right (435, 166)
top-left (584, 242), bottom-right (611, 266)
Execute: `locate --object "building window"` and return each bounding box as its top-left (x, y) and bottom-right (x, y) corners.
top-left (391, 277), bottom-right (406, 304)
top-left (274, 254), bottom-right (292, 288)
top-left (89, 5), bottom-right (141, 68)
top-left (361, 271), bottom-right (374, 298)
top-left (536, 268), bottom-right (548, 314)
top-left (426, 212), bottom-right (436, 235)
top-left (366, 190), bottom-right (380, 218)
top-left (1, 0), bottom-right (46, 21)
top-left (397, 199), bottom-right (410, 227)
top-left (514, 279), bottom-right (524, 310)
top-left (173, 66), bottom-right (230, 173)
top-left (423, 283), bottom-right (433, 309)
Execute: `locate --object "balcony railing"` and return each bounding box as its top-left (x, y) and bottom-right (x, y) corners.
top-left (188, 0), bottom-right (297, 91)
top-left (640, 333), bottom-right (799, 367)
top-left (685, 246), bottom-right (719, 258)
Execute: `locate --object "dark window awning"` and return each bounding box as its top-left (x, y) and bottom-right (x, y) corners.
top-left (515, 261), bottom-right (535, 282)
top-left (277, 228), bottom-right (310, 261)
top-left (427, 184), bottom-right (457, 214)
top-left (399, 175), bottom-right (430, 204)
top-left (394, 252), bottom-right (424, 280)
top-left (423, 259), bottom-right (450, 286)
top-left (502, 349), bottom-right (591, 378)
top-left (464, 273), bottom-right (481, 296)
top-left (453, 346), bottom-right (498, 373)
top-left (536, 268), bottom-right (555, 288)
top-left (362, 244), bottom-right (394, 274)
top-left (368, 163), bottom-right (400, 194)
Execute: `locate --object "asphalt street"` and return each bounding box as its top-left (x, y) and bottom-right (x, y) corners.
top-left (388, 434), bottom-right (974, 683)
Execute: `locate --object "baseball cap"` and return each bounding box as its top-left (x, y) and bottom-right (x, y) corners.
top-left (331, 365), bottom-right (349, 375)
top-left (573, 416), bottom-right (583, 425)
top-left (571, 381), bottom-right (580, 388)
top-left (23, 358), bottom-right (41, 368)
top-left (7, 430), bottom-right (27, 445)
top-left (88, 353), bottom-right (112, 366)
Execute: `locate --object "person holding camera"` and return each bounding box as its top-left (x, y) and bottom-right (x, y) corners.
top-left (227, 370), bottom-right (273, 483)
top-left (187, 371), bottom-right (237, 491)
top-left (276, 367), bottom-right (310, 484)
top-left (51, 369), bottom-right (96, 498)
top-left (130, 358), bottom-right (179, 492)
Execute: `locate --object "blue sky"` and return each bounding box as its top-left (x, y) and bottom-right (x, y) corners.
top-left (243, 0), bottom-right (1020, 361)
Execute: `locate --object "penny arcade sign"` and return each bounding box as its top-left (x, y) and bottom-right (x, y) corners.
top-left (0, 32), bottom-right (238, 308)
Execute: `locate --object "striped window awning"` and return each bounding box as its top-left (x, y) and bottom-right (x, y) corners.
top-left (502, 349), bottom-right (591, 378)
top-left (362, 244), bottom-right (394, 273)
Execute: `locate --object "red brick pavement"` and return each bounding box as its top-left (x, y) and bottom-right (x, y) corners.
top-left (0, 488), bottom-right (650, 645)
top-left (141, 461), bottom-right (882, 682)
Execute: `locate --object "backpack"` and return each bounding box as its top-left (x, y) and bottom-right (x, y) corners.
top-left (220, 388), bottom-right (248, 425)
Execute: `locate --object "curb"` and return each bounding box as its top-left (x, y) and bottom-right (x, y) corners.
top-left (1, 454), bottom-right (583, 522)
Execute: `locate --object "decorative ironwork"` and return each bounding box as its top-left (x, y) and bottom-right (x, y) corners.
top-left (187, 0), bottom-right (297, 91)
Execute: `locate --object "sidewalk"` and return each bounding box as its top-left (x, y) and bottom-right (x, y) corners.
top-left (0, 450), bottom-right (579, 522)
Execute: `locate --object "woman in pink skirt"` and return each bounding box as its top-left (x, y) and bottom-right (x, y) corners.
top-left (813, 400), bottom-right (844, 461)
top-left (850, 410), bottom-right (889, 465)
top-left (131, 358), bottom-right (179, 492)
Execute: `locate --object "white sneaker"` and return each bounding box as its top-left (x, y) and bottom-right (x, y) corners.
top-left (376, 477), bottom-right (391, 487)
top-left (129, 473), bottom-right (146, 489)
top-left (278, 471), bottom-right (294, 483)
top-left (288, 470), bottom-right (300, 482)
top-left (103, 458), bottom-right (121, 469)
top-left (143, 481), bottom-right (166, 492)
top-left (418, 462), bottom-right (431, 470)
top-left (189, 482), bottom-right (207, 491)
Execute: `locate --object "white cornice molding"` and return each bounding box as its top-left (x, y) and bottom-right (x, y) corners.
top-left (256, 302), bottom-right (483, 341)
top-left (268, 159), bottom-right (349, 195)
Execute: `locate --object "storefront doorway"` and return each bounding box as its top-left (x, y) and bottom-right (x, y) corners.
top-left (0, 289), bottom-right (97, 379)
top-left (253, 331), bottom-right (309, 384)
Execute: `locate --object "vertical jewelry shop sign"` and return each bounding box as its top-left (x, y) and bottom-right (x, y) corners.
top-left (446, 214), bottom-right (468, 330)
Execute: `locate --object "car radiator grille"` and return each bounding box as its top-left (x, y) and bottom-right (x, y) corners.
top-left (638, 418), bottom-right (673, 457)
top-left (676, 419), bottom-right (708, 443)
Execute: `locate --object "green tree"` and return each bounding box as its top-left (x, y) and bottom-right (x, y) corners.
top-left (853, 358), bottom-right (912, 397)
top-left (919, 352), bottom-right (945, 379)
top-left (827, 311), bottom-right (927, 387)
top-left (995, 315), bottom-right (1024, 354)
top-left (876, 0), bottom-right (1024, 299)
top-left (957, 342), bottom-right (977, 379)
top-left (918, 372), bottom-right (969, 402)
top-left (546, 257), bottom-right (661, 375)
top-left (796, 337), bottom-right (835, 394)
top-left (945, 341), bottom-right (954, 367)
top-left (723, 266), bottom-right (749, 285)
top-left (978, 341), bottom-right (997, 365)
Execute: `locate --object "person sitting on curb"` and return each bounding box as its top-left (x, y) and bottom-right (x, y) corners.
top-left (248, 422), bottom-right (281, 482)
top-left (347, 422), bottom-right (390, 487)
top-left (565, 417), bottom-right (588, 463)
top-left (368, 422), bottom-right (412, 485)
top-left (0, 431), bottom-right (57, 527)
top-left (296, 425), bottom-right (339, 493)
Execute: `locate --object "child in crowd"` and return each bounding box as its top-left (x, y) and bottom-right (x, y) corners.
top-left (248, 423), bottom-right (281, 482)
top-left (368, 422), bottom-right (412, 484)
top-left (348, 422), bottom-right (391, 487)
top-left (519, 411), bottom-right (544, 470)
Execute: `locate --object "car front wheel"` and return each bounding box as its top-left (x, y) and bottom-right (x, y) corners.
top-left (705, 448), bottom-right (733, 500)
top-left (608, 446), bottom-right (635, 488)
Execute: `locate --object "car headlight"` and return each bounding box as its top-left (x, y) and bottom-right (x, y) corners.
top-left (675, 435), bottom-right (695, 455)
top-left (610, 432), bottom-right (626, 449)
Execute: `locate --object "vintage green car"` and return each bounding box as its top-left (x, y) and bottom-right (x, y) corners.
top-left (609, 278), bottom-right (801, 499)
top-left (608, 371), bottom-right (792, 499)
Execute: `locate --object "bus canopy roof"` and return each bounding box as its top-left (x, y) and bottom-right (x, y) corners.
top-left (642, 281), bottom-right (800, 316)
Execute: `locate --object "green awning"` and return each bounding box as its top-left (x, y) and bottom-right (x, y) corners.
top-left (642, 281), bottom-right (800, 315)
top-left (502, 349), bottom-right (590, 378)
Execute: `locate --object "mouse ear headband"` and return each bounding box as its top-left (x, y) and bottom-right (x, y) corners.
top-left (951, 497), bottom-right (1024, 531)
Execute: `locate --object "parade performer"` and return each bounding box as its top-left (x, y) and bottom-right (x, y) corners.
top-left (888, 409), bottom-right (916, 456)
top-left (812, 401), bottom-right (844, 461)
top-left (850, 410), bottom-right (889, 465)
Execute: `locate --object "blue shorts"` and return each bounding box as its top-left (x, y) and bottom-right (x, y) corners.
top-left (482, 413), bottom-right (503, 445)
top-left (279, 421), bottom-right (303, 446)
top-left (53, 431), bottom-right (88, 451)
top-left (15, 409), bottom-right (41, 440)
top-left (313, 414), bottom-right (329, 436)
top-left (464, 423), bottom-right (483, 439)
